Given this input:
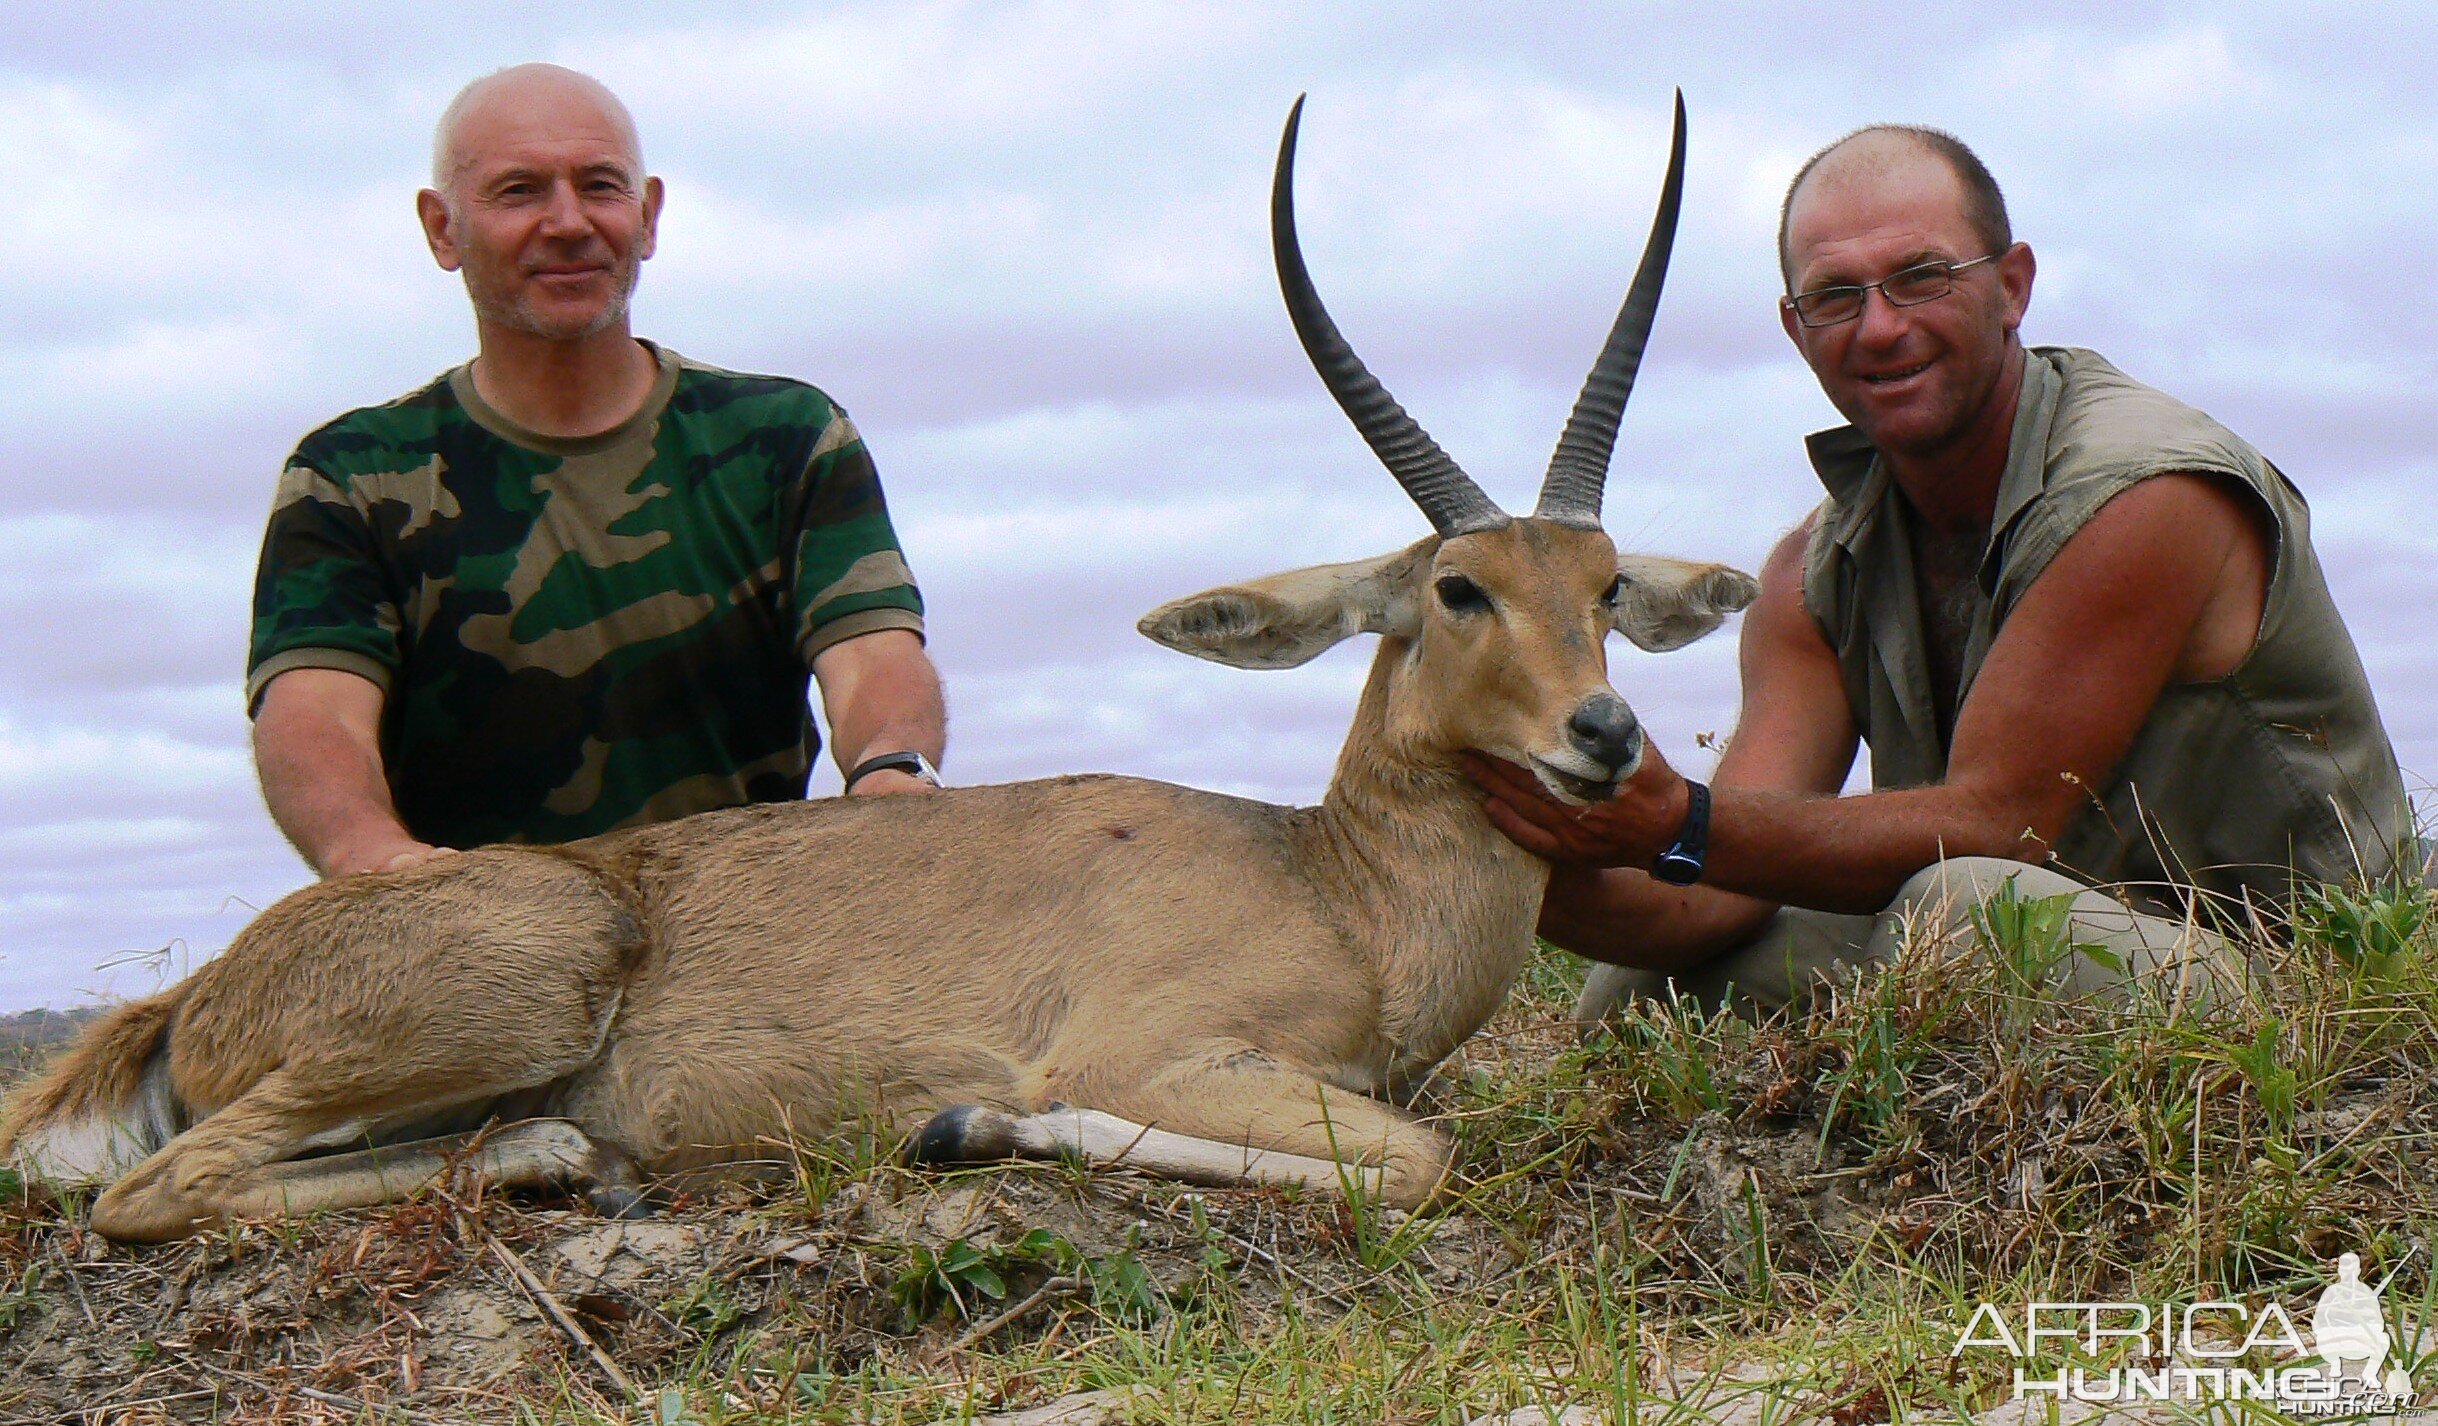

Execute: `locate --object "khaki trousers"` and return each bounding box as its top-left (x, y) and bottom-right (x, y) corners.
top-left (1572, 856), bottom-right (2246, 1023)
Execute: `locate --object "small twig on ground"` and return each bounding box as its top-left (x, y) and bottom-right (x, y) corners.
top-left (484, 1230), bottom-right (640, 1404)
top-left (182, 1354), bottom-right (446, 1425)
top-left (45, 1238), bottom-right (96, 1329)
top-left (1042, 1330), bottom-right (1115, 1364)
top-left (297, 1383), bottom-right (415, 1420)
top-left (2299, 1088), bottom-right (2409, 1174)
top-left (952, 1273), bottom-right (1082, 1351)
top-left (1, 1389), bottom-right (217, 1426)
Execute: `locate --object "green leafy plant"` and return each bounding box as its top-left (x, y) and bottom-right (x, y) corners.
top-left (1075, 1240), bottom-right (1163, 1323)
top-left (2293, 878), bottom-right (2434, 972)
top-left (2225, 1019), bottom-right (2300, 1141)
top-left (0, 1263), bottom-right (43, 1336)
top-left (661, 1274), bottom-right (745, 1337)
top-left (891, 1236), bottom-right (1015, 1322)
top-left (887, 1226), bottom-right (1171, 1330)
top-left (1011, 1226), bottom-right (1165, 1323)
top-left (1970, 877), bottom-right (2120, 998)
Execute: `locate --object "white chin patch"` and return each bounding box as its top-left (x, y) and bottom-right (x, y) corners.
top-left (1528, 753), bottom-right (1630, 807)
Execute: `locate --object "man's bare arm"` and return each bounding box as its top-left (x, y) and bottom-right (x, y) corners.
top-left (811, 628), bottom-right (948, 797)
top-left (1485, 472), bottom-right (2269, 916)
top-left (253, 668), bottom-right (451, 877)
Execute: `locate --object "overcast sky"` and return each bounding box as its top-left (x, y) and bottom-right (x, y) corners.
top-left (2, 3), bottom-right (2431, 1010)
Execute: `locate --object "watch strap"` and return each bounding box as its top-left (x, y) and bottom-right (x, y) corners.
top-left (844, 750), bottom-right (940, 793)
top-left (1651, 779), bottom-right (1711, 886)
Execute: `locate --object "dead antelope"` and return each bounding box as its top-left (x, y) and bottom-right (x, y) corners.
top-left (3, 96), bottom-right (1751, 1244)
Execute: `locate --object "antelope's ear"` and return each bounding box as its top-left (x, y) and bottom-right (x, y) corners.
top-left (1139, 544), bottom-right (1430, 669)
top-left (1611, 554), bottom-right (1759, 651)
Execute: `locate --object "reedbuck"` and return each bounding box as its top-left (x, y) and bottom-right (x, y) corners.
top-left (4, 97), bottom-right (1752, 1244)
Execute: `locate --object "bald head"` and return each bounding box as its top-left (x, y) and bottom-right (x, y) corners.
top-left (1778, 126), bottom-right (2010, 288)
top-left (431, 64), bottom-right (643, 194)
top-left (416, 63), bottom-right (661, 344)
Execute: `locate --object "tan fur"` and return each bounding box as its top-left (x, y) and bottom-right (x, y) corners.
top-left (3, 524), bottom-right (1753, 1243)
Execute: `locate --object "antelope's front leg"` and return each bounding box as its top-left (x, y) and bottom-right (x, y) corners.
top-left (912, 1043), bottom-right (1455, 1209)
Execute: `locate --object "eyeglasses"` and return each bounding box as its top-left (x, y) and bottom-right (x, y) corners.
top-left (1783, 251), bottom-right (2005, 329)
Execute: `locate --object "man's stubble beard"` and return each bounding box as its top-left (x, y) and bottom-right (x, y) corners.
top-left (466, 251), bottom-right (643, 342)
top-left (1860, 339), bottom-right (2010, 467)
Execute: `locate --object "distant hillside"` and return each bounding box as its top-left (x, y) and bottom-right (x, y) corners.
top-left (0, 1005), bottom-right (102, 1069)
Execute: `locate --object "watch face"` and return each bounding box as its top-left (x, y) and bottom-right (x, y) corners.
top-left (1652, 851), bottom-right (1702, 886)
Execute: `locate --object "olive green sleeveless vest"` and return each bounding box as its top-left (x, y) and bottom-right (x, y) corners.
top-left (1801, 346), bottom-right (2410, 911)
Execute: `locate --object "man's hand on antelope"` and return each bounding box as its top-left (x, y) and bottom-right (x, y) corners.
top-left (1463, 748), bottom-right (1692, 869)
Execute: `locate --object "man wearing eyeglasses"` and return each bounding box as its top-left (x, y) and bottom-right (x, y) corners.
top-left (1469, 124), bottom-right (2412, 1018)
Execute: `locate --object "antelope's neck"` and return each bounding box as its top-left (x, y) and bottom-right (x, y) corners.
top-left (1292, 646), bottom-right (1550, 1086)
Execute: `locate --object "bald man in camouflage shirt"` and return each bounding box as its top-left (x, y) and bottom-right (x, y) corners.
top-left (248, 65), bottom-right (947, 877)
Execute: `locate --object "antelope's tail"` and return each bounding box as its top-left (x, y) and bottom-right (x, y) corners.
top-left (0, 990), bottom-right (185, 1186)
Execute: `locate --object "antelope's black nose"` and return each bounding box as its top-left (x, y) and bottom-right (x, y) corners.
top-left (1568, 693), bottom-right (1643, 772)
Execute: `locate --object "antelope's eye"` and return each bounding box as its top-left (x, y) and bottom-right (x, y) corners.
top-left (1435, 573), bottom-right (1490, 613)
top-left (1601, 574), bottom-right (1628, 605)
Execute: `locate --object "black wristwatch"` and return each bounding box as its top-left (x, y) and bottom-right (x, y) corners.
top-left (1650, 779), bottom-right (1711, 886)
top-left (844, 750), bottom-right (941, 794)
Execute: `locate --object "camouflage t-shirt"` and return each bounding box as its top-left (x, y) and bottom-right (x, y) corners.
top-left (247, 342), bottom-right (925, 849)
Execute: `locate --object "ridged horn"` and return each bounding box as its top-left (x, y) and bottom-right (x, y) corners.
top-left (1535, 90), bottom-right (1686, 529)
top-left (1272, 96), bottom-right (1507, 538)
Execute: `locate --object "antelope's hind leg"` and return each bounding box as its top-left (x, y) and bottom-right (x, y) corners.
top-left (90, 1085), bottom-right (647, 1244)
top-left (914, 1046), bottom-right (1455, 1209)
top-left (86, 850), bottom-right (649, 1243)
top-left (87, 1067), bottom-right (372, 1242)
top-left (244, 1120), bottom-right (649, 1221)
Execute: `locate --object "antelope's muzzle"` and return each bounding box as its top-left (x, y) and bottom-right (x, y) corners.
top-left (1567, 692), bottom-right (1644, 778)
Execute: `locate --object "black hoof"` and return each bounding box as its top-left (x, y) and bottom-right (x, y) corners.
top-left (585, 1182), bottom-right (659, 1220)
top-left (908, 1105), bottom-right (1017, 1164)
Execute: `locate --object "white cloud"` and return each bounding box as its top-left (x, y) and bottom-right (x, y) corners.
top-left (1982, 24), bottom-right (2268, 121)
top-left (0, 718), bottom-right (249, 803)
top-left (24, 319), bottom-right (291, 409)
top-left (575, 1), bottom-right (1259, 145)
top-left (2081, 27), bottom-right (2265, 118)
